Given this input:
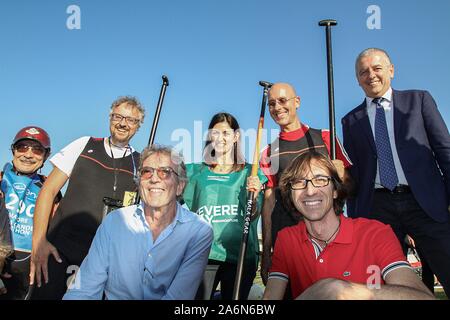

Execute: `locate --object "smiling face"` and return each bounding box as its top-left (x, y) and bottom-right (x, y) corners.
top-left (290, 159), bottom-right (337, 222)
top-left (356, 50), bottom-right (394, 98)
top-left (209, 121), bottom-right (239, 158)
top-left (139, 152), bottom-right (185, 212)
top-left (12, 139), bottom-right (46, 174)
top-left (268, 83), bottom-right (301, 132)
top-left (109, 103), bottom-right (142, 147)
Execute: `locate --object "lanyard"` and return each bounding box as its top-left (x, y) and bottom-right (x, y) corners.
top-left (108, 137), bottom-right (130, 195)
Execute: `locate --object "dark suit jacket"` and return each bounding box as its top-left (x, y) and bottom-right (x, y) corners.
top-left (341, 89), bottom-right (450, 222)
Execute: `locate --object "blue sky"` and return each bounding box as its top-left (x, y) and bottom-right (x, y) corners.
top-left (1, 0), bottom-right (449, 176)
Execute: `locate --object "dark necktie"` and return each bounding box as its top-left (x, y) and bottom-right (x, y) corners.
top-left (373, 97), bottom-right (399, 191)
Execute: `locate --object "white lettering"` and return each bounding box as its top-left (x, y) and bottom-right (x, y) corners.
top-left (366, 265), bottom-right (381, 289)
top-left (366, 5), bottom-right (381, 30)
top-left (66, 5), bottom-right (81, 30)
top-left (222, 205), bottom-right (230, 216)
top-left (67, 265), bottom-right (81, 289)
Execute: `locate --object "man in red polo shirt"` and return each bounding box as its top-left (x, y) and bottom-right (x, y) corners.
top-left (263, 151), bottom-right (433, 300)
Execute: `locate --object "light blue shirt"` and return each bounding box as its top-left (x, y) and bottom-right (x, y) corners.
top-left (366, 87), bottom-right (408, 187)
top-left (63, 203), bottom-right (213, 300)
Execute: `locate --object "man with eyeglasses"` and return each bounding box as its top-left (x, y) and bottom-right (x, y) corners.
top-left (0, 126), bottom-right (61, 299)
top-left (259, 82), bottom-right (352, 286)
top-left (263, 151), bottom-right (433, 300)
top-left (63, 145), bottom-right (213, 300)
top-left (30, 96), bottom-right (144, 300)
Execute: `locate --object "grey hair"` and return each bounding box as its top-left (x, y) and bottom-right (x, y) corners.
top-left (138, 144), bottom-right (188, 182)
top-left (110, 96), bottom-right (145, 125)
top-left (355, 48), bottom-right (392, 74)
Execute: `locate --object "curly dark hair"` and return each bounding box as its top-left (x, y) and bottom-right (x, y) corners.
top-left (278, 151), bottom-right (348, 219)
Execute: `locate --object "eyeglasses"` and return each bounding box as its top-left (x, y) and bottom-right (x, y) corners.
top-left (140, 166), bottom-right (179, 180)
top-left (110, 113), bottom-right (141, 126)
top-left (14, 143), bottom-right (46, 156)
top-left (290, 176), bottom-right (332, 190)
top-left (268, 97), bottom-right (296, 108)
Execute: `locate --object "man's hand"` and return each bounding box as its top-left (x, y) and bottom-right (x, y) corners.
top-left (30, 239), bottom-right (62, 287)
top-left (297, 278), bottom-right (374, 300)
top-left (260, 249), bottom-right (271, 285)
top-left (331, 159), bottom-right (345, 181)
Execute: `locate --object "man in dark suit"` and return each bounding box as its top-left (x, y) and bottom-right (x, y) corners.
top-left (341, 48), bottom-right (450, 297)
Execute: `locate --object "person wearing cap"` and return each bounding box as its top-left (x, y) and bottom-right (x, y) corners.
top-left (0, 126), bottom-right (60, 300)
top-left (30, 96), bottom-right (144, 300)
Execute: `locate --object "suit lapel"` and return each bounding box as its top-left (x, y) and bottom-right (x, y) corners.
top-left (353, 101), bottom-right (377, 153)
top-left (392, 90), bottom-right (404, 146)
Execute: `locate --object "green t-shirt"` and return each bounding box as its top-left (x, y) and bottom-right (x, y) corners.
top-left (183, 163), bottom-right (268, 266)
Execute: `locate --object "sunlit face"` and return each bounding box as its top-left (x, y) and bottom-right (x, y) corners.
top-left (139, 153), bottom-right (185, 211)
top-left (356, 51), bottom-right (394, 98)
top-left (209, 121), bottom-right (239, 159)
top-left (109, 103), bottom-right (142, 146)
top-left (268, 83), bottom-right (300, 130)
top-left (290, 159), bottom-right (337, 222)
top-left (12, 139), bottom-right (46, 174)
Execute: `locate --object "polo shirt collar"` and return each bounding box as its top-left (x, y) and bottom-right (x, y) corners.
top-left (299, 214), bottom-right (353, 244)
top-left (333, 215), bottom-right (353, 244)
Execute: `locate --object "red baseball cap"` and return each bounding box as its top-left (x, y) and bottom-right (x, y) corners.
top-left (12, 126), bottom-right (51, 150)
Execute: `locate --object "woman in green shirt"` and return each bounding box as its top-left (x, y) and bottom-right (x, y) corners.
top-left (183, 112), bottom-right (267, 300)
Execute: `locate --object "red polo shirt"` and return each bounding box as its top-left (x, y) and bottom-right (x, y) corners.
top-left (268, 215), bottom-right (411, 298)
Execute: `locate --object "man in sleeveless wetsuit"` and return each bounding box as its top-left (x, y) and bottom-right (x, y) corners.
top-left (30, 97), bottom-right (145, 299)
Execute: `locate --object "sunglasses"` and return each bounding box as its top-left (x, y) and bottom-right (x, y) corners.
top-left (140, 166), bottom-right (179, 180)
top-left (14, 143), bottom-right (46, 156)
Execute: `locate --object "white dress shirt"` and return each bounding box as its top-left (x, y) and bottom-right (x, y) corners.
top-left (366, 87), bottom-right (409, 187)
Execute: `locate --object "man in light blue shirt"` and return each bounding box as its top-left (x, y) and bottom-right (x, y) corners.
top-left (63, 145), bottom-right (213, 300)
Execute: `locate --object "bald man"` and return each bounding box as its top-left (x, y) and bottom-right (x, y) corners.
top-left (259, 83), bottom-right (352, 285)
top-left (342, 48), bottom-right (450, 297)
